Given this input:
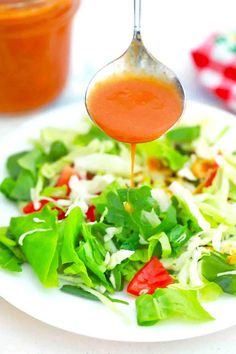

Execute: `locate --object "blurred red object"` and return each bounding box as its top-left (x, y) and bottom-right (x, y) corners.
top-left (86, 205), bottom-right (96, 222)
top-left (0, 0), bottom-right (80, 114)
top-left (23, 199), bottom-right (66, 220)
top-left (191, 33), bottom-right (236, 112)
top-left (56, 165), bottom-right (79, 194)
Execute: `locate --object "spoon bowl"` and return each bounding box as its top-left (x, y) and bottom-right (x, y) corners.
top-left (85, 0), bottom-right (185, 144)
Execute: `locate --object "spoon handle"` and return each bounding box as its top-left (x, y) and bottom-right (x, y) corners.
top-left (134, 0), bottom-right (141, 38)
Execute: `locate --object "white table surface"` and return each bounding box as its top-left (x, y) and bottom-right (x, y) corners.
top-left (0, 0), bottom-right (236, 353)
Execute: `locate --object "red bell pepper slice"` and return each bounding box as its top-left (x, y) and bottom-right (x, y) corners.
top-left (23, 199), bottom-right (94, 222)
top-left (56, 208), bottom-right (66, 220)
top-left (23, 199), bottom-right (49, 214)
top-left (56, 165), bottom-right (79, 193)
top-left (86, 205), bottom-right (96, 222)
top-left (23, 199), bottom-right (66, 220)
top-left (127, 256), bottom-right (173, 296)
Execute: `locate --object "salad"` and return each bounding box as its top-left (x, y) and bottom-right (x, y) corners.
top-left (1, 115), bottom-right (236, 327)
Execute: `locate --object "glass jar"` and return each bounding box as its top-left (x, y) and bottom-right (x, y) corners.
top-left (0, 0), bottom-right (80, 113)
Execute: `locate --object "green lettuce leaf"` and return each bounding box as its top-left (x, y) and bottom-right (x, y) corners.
top-left (9, 206), bottom-right (59, 287)
top-left (60, 207), bottom-right (83, 264)
top-left (136, 294), bottom-right (160, 326)
top-left (109, 267), bottom-right (124, 291)
top-left (0, 227), bottom-right (16, 248)
top-left (201, 251), bottom-right (236, 295)
top-left (154, 205), bottom-right (177, 234)
top-left (201, 252), bottom-right (235, 281)
top-left (10, 170), bottom-right (35, 201)
top-left (6, 151), bottom-right (28, 180)
top-left (1, 148), bottom-right (47, 201)
top-left (126, 187), bottom-right (159, 237)
top-left (0, 177), bottom-right (16, 200)
top-left (119, 259), bottom-right (143, 282)
top-left (214, 275), bottom-right (236, 295)
top-left (74, 124), bottom-right (113, 145)
top-left (139, 139), bottom-right (188, 171)
top-left (154, 287), bottom-right (213, 321)
top-left (148, 232), bottom-right (172, 259)
top-left (93, 185), bottom-right (159, 243)
top-left (77, 224), bottom-right (112, 291)
top-left (60, 207), bottom-right (93, 287)
top-left (118, 229), bottom-right (140, 251)
top-left (166, 126), bottom-right (201, 143)
top-left (0, 227), bottom-right (25, 262)
top-left (168, 224), bottom-right (188, 252)
top-left (63, 262), bottom-right (92, 288)
top-left (40, 127), bottom-right (78, 149)
top-left (1, 170), bottom-right (35, 201)
top-left (18, 148), bottom-right (46, 177)
top-left (60, 285), bottom-right (99, 301)
top-left (129, 249), bottom-right (149, 263)
top-left (41, 185), bottom-right (67, 198)
top-left (198, 282), bottom-right (223, 302)
top-left (197, 168), bottom-right (236, 227)
top-left (0, 244), bottom-right (22, 272)
top-left (92, 181), bottom-right (120, 215)
top-left (93, 183), bottom-right (201, 257)
top-left (170, 182), bottom-right (209, 231)
top-left (136, 287), bottom-right (213, 326)
top-left (48, 140), bottom-right (69, 162)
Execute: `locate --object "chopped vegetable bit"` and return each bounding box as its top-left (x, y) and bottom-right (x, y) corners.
top-left (191, 159), bottom-right (218, 179)
top-left (86, 205), bottom-right (96, 222)
top-left (23, 199), bottom-right (66, 220)
top-left (127, 256), bottom-right (173, 296)
top-left (23, 200), bottom-right (49, 214)
top-left (56, 165), bottom-right (79, 193)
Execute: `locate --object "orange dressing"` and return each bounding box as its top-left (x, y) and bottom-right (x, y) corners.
top-left (130, 143), bottom-right (137, 188)
top-left (87, 73), bottom-right (183, 186)
top-left (0, 0), bottom-right (79, 113)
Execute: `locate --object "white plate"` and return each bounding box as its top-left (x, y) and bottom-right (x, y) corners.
top-left (1, 101), bottom-right (236, 342)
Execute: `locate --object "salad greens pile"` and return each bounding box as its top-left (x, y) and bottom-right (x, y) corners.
top-left (1, 116), bottom-right (236, 326)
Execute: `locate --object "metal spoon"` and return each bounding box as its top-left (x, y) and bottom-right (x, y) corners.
top-left (85, 0), bottom-right (185, 126)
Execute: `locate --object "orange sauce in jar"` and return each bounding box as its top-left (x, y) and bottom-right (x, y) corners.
top-left (87, 73), bottom-right (183, 185)
top-left (0, 0), bottom-right (79, 113)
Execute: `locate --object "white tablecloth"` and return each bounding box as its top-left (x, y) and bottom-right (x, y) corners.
top-left (0, 0), bottom-right (236, 353)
